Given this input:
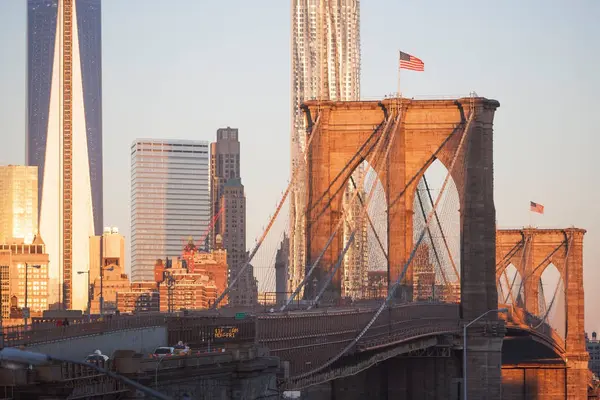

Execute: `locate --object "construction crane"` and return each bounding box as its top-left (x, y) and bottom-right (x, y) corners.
top-left (198, 205), bottom-right (225, 251)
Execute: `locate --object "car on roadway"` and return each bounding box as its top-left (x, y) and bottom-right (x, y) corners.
top-left (85, 350), bottom-right (109, 365)
top-left (173, 341), bottom-right (190, 356)
top-left (152, 347), bottom-right (175, 358)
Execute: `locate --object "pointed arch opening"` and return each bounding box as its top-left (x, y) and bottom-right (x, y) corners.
top-left (340, 160), bottom-right (387, 300)
top-left (497, 263), bottom-right (524, 306)
top-left (412, 159), bottom-right (461, 303)
top-left (539, 263), bottom-right (566, 339)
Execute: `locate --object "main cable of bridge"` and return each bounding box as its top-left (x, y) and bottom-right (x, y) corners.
top-left (288, 99), bottom-right (477, 384)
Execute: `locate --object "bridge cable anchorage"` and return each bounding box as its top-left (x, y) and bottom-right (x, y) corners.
top-left (211, 115), bottom-right (323, 309)
top-left (422, 175), bottom-right (459, 281)
top-left (533, 233), bottom-right (572, 329)
top-left (288, 108), bottom-right (476, 383)
top-left (307, 113), bottom-right (401, 310)
top-left (281, 113), bottom-right (396, 311)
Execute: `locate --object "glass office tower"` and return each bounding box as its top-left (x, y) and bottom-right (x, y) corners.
top-left (130, 139), bottom-right (210, 282)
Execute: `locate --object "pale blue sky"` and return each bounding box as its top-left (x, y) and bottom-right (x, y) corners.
top-left (0, 1), bottom-right (598, 330)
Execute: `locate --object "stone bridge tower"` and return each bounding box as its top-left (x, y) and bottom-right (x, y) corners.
top-left (497, 228), bottom-right (588, 399)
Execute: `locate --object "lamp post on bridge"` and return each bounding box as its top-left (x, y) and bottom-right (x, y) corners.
top-left (463, 307), bottom-right (508, 400)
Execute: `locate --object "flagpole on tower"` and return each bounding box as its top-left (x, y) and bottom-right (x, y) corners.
top-left (397, 50), bottom-right (402, 100)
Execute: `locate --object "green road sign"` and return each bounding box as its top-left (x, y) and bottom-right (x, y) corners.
top-left (234, 312), bottom-right (246, 320)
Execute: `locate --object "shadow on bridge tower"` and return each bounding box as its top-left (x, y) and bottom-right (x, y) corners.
top-left (301, 97), bottom-right (505, 398)
top-left (497, 227), bottom-right (588, 399)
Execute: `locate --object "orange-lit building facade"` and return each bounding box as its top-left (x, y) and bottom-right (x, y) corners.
top-left (116, 282), bottom-right (159, 314)
top-left (0, 236), bottom-right (49, 319)
top-left (89, 227), bottom-right (131, 314)
top-left (117, 239), bottom-right (228, 314)
top-left (155, 238), bottom-right (228, 312)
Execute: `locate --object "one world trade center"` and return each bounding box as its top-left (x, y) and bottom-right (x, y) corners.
top-left (26, 0), bottom-right (103, 310)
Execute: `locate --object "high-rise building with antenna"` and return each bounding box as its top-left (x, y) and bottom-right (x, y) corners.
top-left (290, 0), bottom-right (362, 297)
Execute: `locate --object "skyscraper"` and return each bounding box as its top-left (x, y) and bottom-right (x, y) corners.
top-left (210, 128), bottom-right (257, 306)
top-left (290, 0), bottom-right (361, 295)
top-left (210, 127), bottom-right (240, 249)
top-left (130, 139), bottom-right (210, 282)
top-left (0, 166), bottom-right (38, 245)
top-left (26, 0), bottom-right (103, 310)
top-left (218, 178), bottom-right (257, 306)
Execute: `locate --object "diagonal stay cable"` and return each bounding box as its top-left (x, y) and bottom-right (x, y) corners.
top-left (305, 118), bottom-right (385, 217)
top-left (289, 107), bottom-right (475, 383)
top-left (422, 175), bottom-right (459, 281)
top-left (212, 115), bottom-right (322, 308)
top-left (350, 175), bottom-right (388, 260)
top-left (308, 114), bottom-right (401, 309)
top-left (415, 184), bottom-right (449, 288)
top-left (533, 233), bottom-right (572, 329)
top-left (513, 239), bottom-right (567, 307)
top-left (386, 115), bottom-right (470, 212)
top-left (503, 236), bottom-right (530, 305)
top-left (309, 129), bottom-right (385, 225)
top-left (281, 114), bottom-right (394, 311)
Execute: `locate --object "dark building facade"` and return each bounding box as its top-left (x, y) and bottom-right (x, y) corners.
top-left (211, 128), bottom-right (257, 306)
top-left (26, 0), bottom-right (103, 236)
top-left (210, 127), bottom-right (240, 249)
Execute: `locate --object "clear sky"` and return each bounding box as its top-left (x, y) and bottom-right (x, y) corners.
top-left (0, 1), bottom-right (598, 331)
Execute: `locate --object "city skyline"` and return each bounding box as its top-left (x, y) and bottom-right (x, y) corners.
top-left (0, 1), bottom-right (598, 330)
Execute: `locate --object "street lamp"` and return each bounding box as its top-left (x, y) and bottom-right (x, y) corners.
top-left (463, 307), bottom-right (508, 400)
top-left (0, 347), bottom-right (171, 400)
top-left (77, 270), bottom-right (91, 315)
top-left (24, 263), bottom-right (41, 327)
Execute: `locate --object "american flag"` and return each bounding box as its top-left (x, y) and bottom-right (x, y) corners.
top-left (530, 201), bottom-right (544, 214)
top-left (399, 51), bottom-right (424, 71)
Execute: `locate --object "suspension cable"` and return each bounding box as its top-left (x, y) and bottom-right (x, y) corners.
top-left (281, 114), bottom-right (395, 311)
top-left (350, 176), bottom-right (388, 259)
top-left (212, 115), bottom-right (322, 308)
top-left (289, 107), bottom-right (476, 383)
top-left (415, 184), bottom-right (449, 288)
top-left (503, 235), bottom-right (530, 305)
top-left (513, 239), bottom-right (567, 305)
top-left (305, 117), bottom-right (385, 217)
top-left (308, 114), bottom-right (401, 309)
top-left (422, 175), bottom-right (459, 280)
top-left (533, 233), bottom-right (572, 329)
top-left (386, 114), bottom-right (470, 212)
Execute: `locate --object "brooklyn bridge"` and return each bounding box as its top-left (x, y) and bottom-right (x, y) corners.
top-left (0, 96), bottom-right (591, 399)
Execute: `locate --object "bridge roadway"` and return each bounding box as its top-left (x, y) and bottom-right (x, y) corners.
top-left (1, 302), bottom-right (565, 384)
